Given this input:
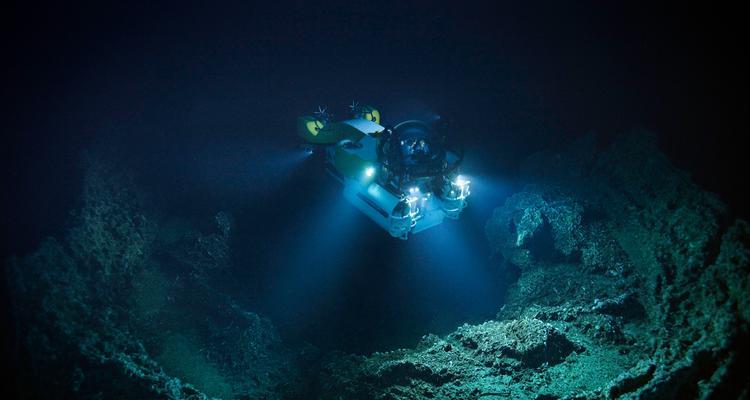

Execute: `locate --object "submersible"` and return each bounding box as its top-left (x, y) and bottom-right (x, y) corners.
top-left (298, 103), bottom-right (471, 239)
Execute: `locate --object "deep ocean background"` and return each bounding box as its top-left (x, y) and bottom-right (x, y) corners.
top-left (2, 1), bottom-right (747, 393)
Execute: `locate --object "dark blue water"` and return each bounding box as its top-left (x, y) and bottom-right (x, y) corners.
top-left (3, 1), bottom-right (746, 386)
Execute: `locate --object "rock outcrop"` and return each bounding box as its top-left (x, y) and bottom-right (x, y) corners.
top-left (6, 158), bottom-right (301, 399)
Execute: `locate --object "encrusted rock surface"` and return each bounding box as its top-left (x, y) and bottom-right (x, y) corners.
top-left (485, 191), bottom-right (584, 270)
top-left (6, 158), bottom-right (302, 399)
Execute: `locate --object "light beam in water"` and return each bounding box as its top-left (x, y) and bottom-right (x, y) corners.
top-left (259, 189), bottom-right (363, 332)
top-left (192, 142), bottom-right (313, 196)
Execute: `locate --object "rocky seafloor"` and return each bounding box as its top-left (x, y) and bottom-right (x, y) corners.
top-left (5, 132), bottom-right (749, 399)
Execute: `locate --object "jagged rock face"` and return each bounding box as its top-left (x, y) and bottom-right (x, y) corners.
top-left (450, 319), bottom-right (584, 370)
top-left (319, 318), bottom-right (585, 400)
top-left (6, 159), bottom-right (300, 400)
top-left (485, 191), bottom-right (584, 270)
top-left (317, 133), bottom-right (750, 399)
top-left (507, 135), bottom-right (750, 398)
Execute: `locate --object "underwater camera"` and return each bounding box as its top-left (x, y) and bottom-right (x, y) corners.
top-left (297, 103), bottom-right (470, 239)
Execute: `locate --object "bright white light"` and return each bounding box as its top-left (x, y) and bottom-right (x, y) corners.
top-left (409, 186), bottom-right (420, 194)
top-left (450, 175), bottom-right (471, 200)
top-left (365, 166), bottom-right (375, 177)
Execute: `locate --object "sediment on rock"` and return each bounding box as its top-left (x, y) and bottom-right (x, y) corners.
top-left (6, 158), bottom-right (303, 400)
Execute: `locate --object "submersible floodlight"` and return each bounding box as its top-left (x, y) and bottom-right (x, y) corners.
top-left (296, 103), bottom-right (470, 239)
